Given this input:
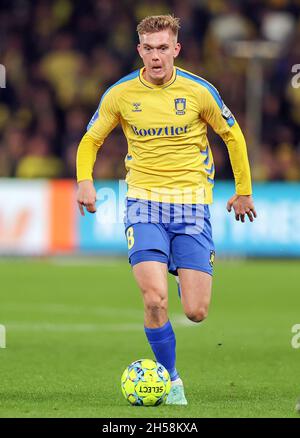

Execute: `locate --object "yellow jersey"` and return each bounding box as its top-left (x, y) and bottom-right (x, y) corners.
top-left (76, 66), bottom-right (252, 204)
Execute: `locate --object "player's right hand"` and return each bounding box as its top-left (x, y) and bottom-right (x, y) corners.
top-left (77, 180), bottom-right (97, 216)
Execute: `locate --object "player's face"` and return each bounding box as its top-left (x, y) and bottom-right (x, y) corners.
top-left (137, 30), bottom-right (181, 85)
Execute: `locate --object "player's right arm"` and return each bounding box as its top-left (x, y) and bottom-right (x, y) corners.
top-left (76, 90), bottom-right (120, 215)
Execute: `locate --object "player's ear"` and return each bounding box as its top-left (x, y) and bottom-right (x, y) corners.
top-left (174, 42), bottom-right (181, 59)
top-left (137, 44), bottom-right (143, 58)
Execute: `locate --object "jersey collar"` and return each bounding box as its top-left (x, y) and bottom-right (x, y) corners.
top-left (139, 67), bottom-right (177, 89)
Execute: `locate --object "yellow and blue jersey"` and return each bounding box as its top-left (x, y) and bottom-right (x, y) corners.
top-left (76, 66), bottom-right (252, 204)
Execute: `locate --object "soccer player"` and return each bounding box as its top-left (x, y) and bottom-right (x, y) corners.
top-left (76, 15), bottom-right (257, 405)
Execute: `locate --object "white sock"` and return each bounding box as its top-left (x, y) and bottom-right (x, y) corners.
top-left (171, 377), bottom-right (183, 386)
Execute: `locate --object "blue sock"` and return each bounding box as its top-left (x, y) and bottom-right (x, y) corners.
top-left (144, 320), bottom-right (179, 381)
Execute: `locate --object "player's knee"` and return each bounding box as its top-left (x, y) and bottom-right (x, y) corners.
top-left (185, 306), bottom-right (208, 323)
top-left (143, 288), bottom-right (167, 315)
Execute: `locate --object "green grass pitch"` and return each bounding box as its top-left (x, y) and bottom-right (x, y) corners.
top-left (0, 258), bottom-right (299, 418)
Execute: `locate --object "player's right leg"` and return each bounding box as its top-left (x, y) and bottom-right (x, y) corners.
top-left (132, 260), bottom-right (168, 328)
top-left (124, 198), bottom-right (187, 404)
top-left (126, 222), bottom-right (180, 382)
top-left (131, 257), bottom-right (186, 405)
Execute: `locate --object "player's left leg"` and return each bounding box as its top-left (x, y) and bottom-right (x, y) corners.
top-left (165, 205), bottom-right (214, 404)
top-left (170, 203), bottom-right (215, 321)
top-left (177, 268), bottom-right (212, 323)
top-left (164, 269), bottom-right (211, 405)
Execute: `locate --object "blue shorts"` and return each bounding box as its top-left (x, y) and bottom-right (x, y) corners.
top-left (124, 198), bottom-right (215, 276)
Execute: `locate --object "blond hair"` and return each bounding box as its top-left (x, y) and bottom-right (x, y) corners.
top-left (137, 15), bottom-right (180, 40)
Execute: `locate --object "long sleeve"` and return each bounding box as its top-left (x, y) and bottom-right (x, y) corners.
top-left (200, 87), bottom-right (252, 195)
top-left (221, 121), bottom-right (252, 195)
top-left (76, 90), bottom-right (119, 182)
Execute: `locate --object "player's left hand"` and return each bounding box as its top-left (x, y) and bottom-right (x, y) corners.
top-left (226, 194), bottom-right (257, 223)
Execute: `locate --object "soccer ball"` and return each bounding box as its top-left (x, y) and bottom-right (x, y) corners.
top-left (121, 359), bottom-right (171, 406)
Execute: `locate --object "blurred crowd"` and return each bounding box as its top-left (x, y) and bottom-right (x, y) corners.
top-left (0, 0), bottom-right (300, 181)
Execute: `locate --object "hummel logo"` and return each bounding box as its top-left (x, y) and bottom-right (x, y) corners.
top-left (132, 102), bottom-right (142, 112)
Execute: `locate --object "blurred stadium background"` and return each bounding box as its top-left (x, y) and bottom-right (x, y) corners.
top-left (0, 0), bottom-right (300, 418)
top-left (0, 0), bottom-right (300, 256)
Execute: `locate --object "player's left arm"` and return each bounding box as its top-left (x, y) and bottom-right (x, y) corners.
top-left (226, 193), bottom-right (257, 223)
top-left (200, 87), bottom-right (257, 223)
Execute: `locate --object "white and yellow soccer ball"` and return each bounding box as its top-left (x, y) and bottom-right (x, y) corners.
top-left (121, 359), bottom-right (171, 406)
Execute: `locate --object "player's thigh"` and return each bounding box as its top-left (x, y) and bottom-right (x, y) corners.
top-left (171, 233), bottom-right (214, 320)
top-left (133, 259), bottom-right (169, 327)
top-left (133, 260), bottom-right (168, 299)
top-left (125, 222), bottom-right (169, 302)
top-left (177, 268), bottom-right (212, 320)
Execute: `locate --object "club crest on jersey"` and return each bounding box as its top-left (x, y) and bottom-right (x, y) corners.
top-left (132, 102), bottom-right (142, 112)
top-left (174, 98), bottom-right (186, 115)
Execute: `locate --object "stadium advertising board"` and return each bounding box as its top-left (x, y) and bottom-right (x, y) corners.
top-left (1, 180), bottom-right (300, 256)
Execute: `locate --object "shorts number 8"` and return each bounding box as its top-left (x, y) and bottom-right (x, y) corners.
top-left (126, 226), bottom-right (135, 249)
